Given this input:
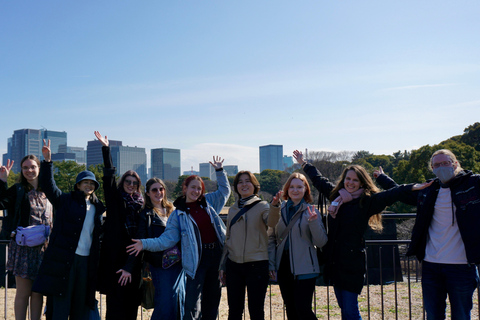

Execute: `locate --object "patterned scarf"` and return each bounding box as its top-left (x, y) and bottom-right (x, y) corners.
top-left (238, 194), bottom-right (256, 208)
top-left (121, 191), bottom-right (144, 237)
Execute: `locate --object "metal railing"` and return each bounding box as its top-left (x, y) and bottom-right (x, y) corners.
top-left (2, 214), bottom-right (479, 319)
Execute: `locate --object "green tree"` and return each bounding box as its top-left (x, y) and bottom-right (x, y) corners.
top-left (87, 163), bottom-right (105, 204)
top-left (7, 171), bottom-right (20, 187)
top-left (256, 169), bottom-right (288, 196)
top-left (53, 161), bottom-right (86, 193)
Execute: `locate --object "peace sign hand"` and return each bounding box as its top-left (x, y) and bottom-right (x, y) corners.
top-left (271, 190), bottom-right (283, 206)
top-left (42, 139), bottom-right (51, 162)
top-left (0, 159), bottom-right (14, 182)
top-left (307, 205), bottom-right (318, 222)
top-left (94, 131), bottom-right (109, 147)
top-left (373, 166), bottom-right (384, 179)
top-left (209, 156), bottom-right (224, 170)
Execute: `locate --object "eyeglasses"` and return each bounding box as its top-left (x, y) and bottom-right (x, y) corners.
top-left (432, 161), bottom-right (453, 169)
top-left (150, 187), bottom-right (164, 193)
top-left (124, 180), bottom-right (139, 186)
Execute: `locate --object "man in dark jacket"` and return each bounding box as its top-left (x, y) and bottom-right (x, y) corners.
top-left (33, 139), bottom-right (105, 320)
top-left (375, 149), bottom-right (480, 320)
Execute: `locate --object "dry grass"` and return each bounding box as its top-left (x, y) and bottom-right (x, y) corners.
top-left (1, 283), bottom-right (478, 319)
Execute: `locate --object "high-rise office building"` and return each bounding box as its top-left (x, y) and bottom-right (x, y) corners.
top-left (111, 145), bottom-right (148, 184)
top-left (7, 129), bottom-right (68, 172)
top-left (199, 163), bottom-right (215, 181)
top-left (259, 144), bottom-right (283, 172)
top-left (10, 129), bottom-right (43, 172)
top-left (67, 147), bottom-right (86, 165)
top-left (283, 156), bottom-right (294, 170)
top-left (223, 165), bottom-right (239, 177)
top-left (42, 130), bottom-right (67, 153)
top-left (86, 139), bottom-right (122, 169)
top-left (151, 148), bottom-right (181, 181)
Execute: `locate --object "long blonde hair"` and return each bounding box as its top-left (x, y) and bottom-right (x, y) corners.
top-left (145, 178), bottom-right (174, 216)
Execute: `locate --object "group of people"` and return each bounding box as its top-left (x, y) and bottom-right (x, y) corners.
top-left (0, 134), bottom-right (479, 320)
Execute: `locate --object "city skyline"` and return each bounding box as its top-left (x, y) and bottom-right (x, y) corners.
top-left (1, 1), bottom-right (479, 173)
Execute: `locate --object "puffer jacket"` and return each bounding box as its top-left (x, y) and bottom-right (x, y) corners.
top-left (268, 201), bottom-right (328, 276)
top-left (141, 169), bottom-right (230, 279)
top-left (220, 196), bottom-right (279, 269)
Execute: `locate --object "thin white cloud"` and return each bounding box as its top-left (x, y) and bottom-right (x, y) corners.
top-left (382, 83), bottom-right (458, 91)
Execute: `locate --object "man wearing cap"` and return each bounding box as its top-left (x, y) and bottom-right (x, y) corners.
top-left (375, 149), bottom-right (480, 320)
top-left (32, 139), bottom-right (105, 320)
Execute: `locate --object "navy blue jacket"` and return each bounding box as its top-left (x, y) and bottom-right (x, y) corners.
top-left (376, 171), bottom-right (480, 264)
top-left (33, 161), bottom-right (105, 309)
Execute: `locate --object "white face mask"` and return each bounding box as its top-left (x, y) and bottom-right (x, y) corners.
top-left (433, 166), bottom-right (455, 184)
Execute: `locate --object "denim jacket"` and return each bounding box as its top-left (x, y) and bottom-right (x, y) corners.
top-left (141, 169), bottom-right (230, 278)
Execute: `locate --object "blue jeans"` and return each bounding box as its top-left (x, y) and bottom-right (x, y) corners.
top-left (184, 244), bottom-right (222, 320)
top-left (422, 261), bottom-right (479, 320)
top-left (333, 287), bottom-right (362, 320)
top-left (150, 261), bottom-right (183, 320)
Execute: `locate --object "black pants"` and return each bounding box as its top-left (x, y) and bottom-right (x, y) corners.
top-left (52, 254), bottom-right (89, 320)
top-left (105, 278), bottom-right (141, 320)
top-left (226, 259), bottom-right (270, 320)
top-left (277, 253), bottom-right (317, 320)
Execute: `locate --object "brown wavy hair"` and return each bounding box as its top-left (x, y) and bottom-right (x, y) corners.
top-left (330, 165), bottom-right (383, 232)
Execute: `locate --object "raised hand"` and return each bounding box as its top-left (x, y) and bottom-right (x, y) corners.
top-left (42, 139), bottom-right (51, 162)
top-left (293, 150), bottom-right (305, 165)
top-left (0, 159), bottom-right (14, 182)
top-left (412, 180), bottom-right (434, 191)
top-left (116, 269), bottom-right (132, 286)
top-left (94, 131), bottom-right (109, 147)
top-left (271, 190), bottom-right (283, 206)
top-left (373, 166), bottom-right (384, 179)
top-left (126, 239), bottom-right (143, 256)
top-left (307, 205), bottom-right (318, 221)
top-left (209, 156), bottom-right (224, 170)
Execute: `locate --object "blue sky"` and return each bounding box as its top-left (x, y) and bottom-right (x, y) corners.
top-left (1, 1), bottom-right (479, 173)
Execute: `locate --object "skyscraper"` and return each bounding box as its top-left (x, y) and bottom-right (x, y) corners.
top-left (223, 165), bottom-right (239, 177)
top-left (86, 139), bottom-right (122, 169)
top-left (42, 130), bottom-right (67, 153)
top-left (199, 163), bottom-right (215, 181)
top-left (111, 145), bottom-right (148, 184)
top-left (259, 144), bottom-right (283, 172)
top-left (151, 148), bottom-right (181, 181)
top-left (10, 129), bottom-right (42, 172)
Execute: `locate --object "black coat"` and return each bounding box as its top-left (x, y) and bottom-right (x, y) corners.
top-left (97, 146), bottom-right (142, 295)
top-left (137, 207), bottom-right (169, 268)
top-left (303, 163), bottom-right (412, 294)
top-left (0, 180), bottom-right (31, 239)
top-left (377, 171), bottom-right (480, 264)
top-left (32, 161), bottom-right (105, 309)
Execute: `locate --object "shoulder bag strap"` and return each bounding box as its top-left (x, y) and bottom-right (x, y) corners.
top-left (229, 199), bottom-right (262, 231)
top-left (277, 209), bottom-right (303, 247)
